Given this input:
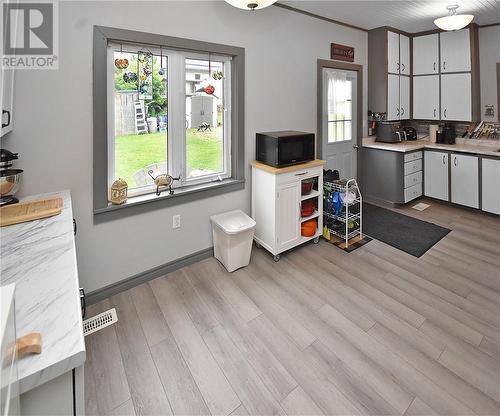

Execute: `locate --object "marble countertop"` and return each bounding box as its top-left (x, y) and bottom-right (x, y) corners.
top-left (363, 136), bottom-right (500, 157)
top-left (0, 191), bottom-right (85, 394)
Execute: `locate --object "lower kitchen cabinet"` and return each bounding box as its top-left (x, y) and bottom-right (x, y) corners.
top-left (482, 158), bottom-right (500, 215)
top-left (451, 153), bottom-right (479, 208)
top-left (424, 151), bottom-right (449, 201)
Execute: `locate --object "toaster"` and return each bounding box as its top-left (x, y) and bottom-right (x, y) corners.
top-left (376, 122), bottom-right (406, 143)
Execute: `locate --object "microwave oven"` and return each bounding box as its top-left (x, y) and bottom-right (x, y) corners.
top-left (256, 131), bottom-right (315, 168)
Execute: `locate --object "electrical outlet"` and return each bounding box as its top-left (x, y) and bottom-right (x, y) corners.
top-left (172, 215), bottom-right (181, 229)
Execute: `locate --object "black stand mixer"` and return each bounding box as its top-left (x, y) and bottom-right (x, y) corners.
top-left (0, 149), bottom-right (23, 206)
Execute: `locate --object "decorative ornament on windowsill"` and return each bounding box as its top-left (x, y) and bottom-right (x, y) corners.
top-left (110, 178), bottom-right (128, 205)
top-left (224, 0), bottom-right (277, 10)
top-left (148, 171), bottom-right (181, 196)
top-left (434, 5), bottom-right (473, 31)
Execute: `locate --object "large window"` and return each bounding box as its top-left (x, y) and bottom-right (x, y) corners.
top-left (108, 44), bottom-right (232, 196)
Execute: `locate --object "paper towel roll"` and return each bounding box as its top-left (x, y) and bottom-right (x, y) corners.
top-left (429, 125), bottom-right (439, 143)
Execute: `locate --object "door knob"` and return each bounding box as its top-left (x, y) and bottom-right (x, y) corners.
top-left (353, 144), bottom-right (359, 149)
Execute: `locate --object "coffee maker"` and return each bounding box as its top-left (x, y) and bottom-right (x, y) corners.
top-left (436, 123), bottom-right (456, 144)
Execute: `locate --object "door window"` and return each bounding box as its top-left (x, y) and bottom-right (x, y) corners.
top-left (326, 71), bottom-right (353, 143)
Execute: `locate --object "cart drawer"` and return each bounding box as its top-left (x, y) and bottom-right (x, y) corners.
top-left (404, 171), bottom-right (423, 188)
top-left (404, 151), bottom-right (423, 163)
top-left (277, 166), bottom-right (322, 184)
top-left (404, 159), bottom-right (422, 175)
top-left (404, 183), bottom-right (422, 202)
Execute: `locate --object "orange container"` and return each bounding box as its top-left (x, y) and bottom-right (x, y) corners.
top-left (301, 218), bottom-right (317, 237)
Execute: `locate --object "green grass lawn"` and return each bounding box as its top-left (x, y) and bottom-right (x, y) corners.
top-left (115, 127), bottom-right (223, 186)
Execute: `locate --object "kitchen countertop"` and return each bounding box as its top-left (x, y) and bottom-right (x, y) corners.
top-left (363, 136), bottom-right (500, 157)
top-left (251, 159), bottom-right (325, 174)
top-left (0, 190), bottom-right (85, 394)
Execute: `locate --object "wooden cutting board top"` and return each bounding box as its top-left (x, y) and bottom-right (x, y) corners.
top-left (0, 197), bottom-right (63, 227)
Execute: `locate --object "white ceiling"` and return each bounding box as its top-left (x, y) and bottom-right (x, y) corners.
top-left (280, 1), bottom-right (500, 32)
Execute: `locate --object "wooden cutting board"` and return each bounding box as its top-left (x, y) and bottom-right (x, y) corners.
top-left (0, 197), bottom-right (63, 227)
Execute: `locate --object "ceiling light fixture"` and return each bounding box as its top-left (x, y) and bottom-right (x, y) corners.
top-left (434, 5), bottom-right (474, 31)
top-left (224, 0), bottom-right (277, 11)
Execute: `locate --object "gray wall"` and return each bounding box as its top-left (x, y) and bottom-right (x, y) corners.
top-left (479, 25), bottom-right (500, 122)
top-left (5, 1), bottom-right (368, 293)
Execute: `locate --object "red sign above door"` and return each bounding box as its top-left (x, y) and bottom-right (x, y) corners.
top-left (331, 43), bottom-right (355, 62)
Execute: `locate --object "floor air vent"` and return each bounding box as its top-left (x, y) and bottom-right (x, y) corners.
top-left (83, 308), bottom-right (118, 336)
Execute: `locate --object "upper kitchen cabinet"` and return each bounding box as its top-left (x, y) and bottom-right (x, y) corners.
top-left (387, 31), bottom-right (400, 74)
top-left (369, 27), bottom-right (411, 121)
top-left (413, 75), bottom-right (439, 120)
top-left (413, 33), bottom-right (439, 75)
top-left (441, 73), bottom-right (472, 121)
top-left (440, 28), bottom-right (471, 73)
top-left (1, 68), bottom-right (15, 138)
top-left (399, 34), bottom-right (410, 76)
top-left (387, 30), bottom-right (410, 75)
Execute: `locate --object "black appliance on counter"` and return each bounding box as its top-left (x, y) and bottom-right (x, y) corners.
top-left (437, 123), bottom-right (456, 144)
top-left (375, 122), bottom-right (407, 143)
top-left (256, 130), bottom-right (315, 167)
top-left (403, 126), bottom-right (417, 141)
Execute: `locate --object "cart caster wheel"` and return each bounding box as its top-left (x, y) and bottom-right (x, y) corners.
top-left (273, 254), bottom-right (281, 262)
top-left (313, 236), bottom-right (320, 244)
top-left (255, 242), bottom-right (261, 249)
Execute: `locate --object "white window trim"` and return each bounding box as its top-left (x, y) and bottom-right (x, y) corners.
top-left (107, 45), bottom-right (232, 197)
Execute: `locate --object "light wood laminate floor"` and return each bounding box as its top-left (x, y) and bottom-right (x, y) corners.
top-left (85, 199), bottom-right (500, 416)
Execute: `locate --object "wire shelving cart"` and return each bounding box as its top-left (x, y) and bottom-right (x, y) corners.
top-left (323, 178), bottom-right (363, 248)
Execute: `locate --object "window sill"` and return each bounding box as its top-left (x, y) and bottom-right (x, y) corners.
top-left (93, 178), bottom-right (245, 223)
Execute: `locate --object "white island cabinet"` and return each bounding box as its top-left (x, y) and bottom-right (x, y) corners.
top-left (251, 160), bottom-right (325, 261)
top-left (0, 191), bottom-right (86, 415)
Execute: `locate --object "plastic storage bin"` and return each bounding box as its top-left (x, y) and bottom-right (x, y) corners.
top-left (211, 210), bottom-right (256, 272)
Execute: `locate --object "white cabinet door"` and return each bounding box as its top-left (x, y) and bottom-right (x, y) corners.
top-left (451, 153), bottom-right (478, 208)
top-left (399, 34), bottom-right (410, 75)
top-left (387, 31), bottom-right (400, 74)
top-left (413, 34), bottom-right (439, 75)
top-left (482, 158), bottom-right (500, 215)
top-left (276, 182), bottom-right (301, 250)
top-left (424, 151), bottom-right (449, 201)
top-left (387, 74), bottom-right (400, 120)
top-left (413, 75), bottom-right (439, 120)
top-left (441, 73), bottom-right (472, 121)
top-left (440, 29), bottom-right (471, 73)
top-left (399, 76), bottom-right (410, 120)
top-left (1, 68), bottom-right (14, 137)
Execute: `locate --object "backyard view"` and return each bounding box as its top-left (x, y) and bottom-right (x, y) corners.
top-left (115, 128), bottom-right (223, 186)
top-left (113, 49), bottom-right (225, 189)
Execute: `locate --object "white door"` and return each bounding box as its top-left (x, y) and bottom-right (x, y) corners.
top-left (451, 153), bottom-right (479, 208)
top-left (441, 73), bottom-right (472, 121)
top-left (322, 68), bottom-right (358, 179)
top-left (424, 151), bottom-right (449, 201)
top-left (399, 76), bottom-right (410, 120)
top-left (413, 76), bottom-right (440, 120)
top-left (276, 182), bottom-right (301, 250)
top-left (413, 34), bottom-right (439, 75)
top-left (440, 29), bottom-right (471, 73)
top-left (482, 158), bottom-right (500, 215)
top-left (387, 74), bottom-right (400, 121)
top-left (387, 31), bottom-right (400, 74)
top-left (399, 35), bottom-right (410, 76)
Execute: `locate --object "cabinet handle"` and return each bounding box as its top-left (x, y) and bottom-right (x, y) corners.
top-left (444, 109), bottom-right (447, 118)
top-left (433, 109), bottom-right (436, 118)
top-left (397, 108), bottom-right (400, 117)
top-left (454, 156), bottom-right (457, 166)
top-left (397, 62), bottom-right (400, 71)
top-left (401, 107), bottom-right (405, 116)
top-left (443, 61), bottom-right (446, 71)
top-left (433, 62), bottom-right (436, 72)
top-left (1, 110), bottom-right (10, 128)
top-left (295, 171), bottom-right (308, 176)
top-left (443, 155), bottom-right (446, 164)
top-left (401, 63), bottom-right (405, 72)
